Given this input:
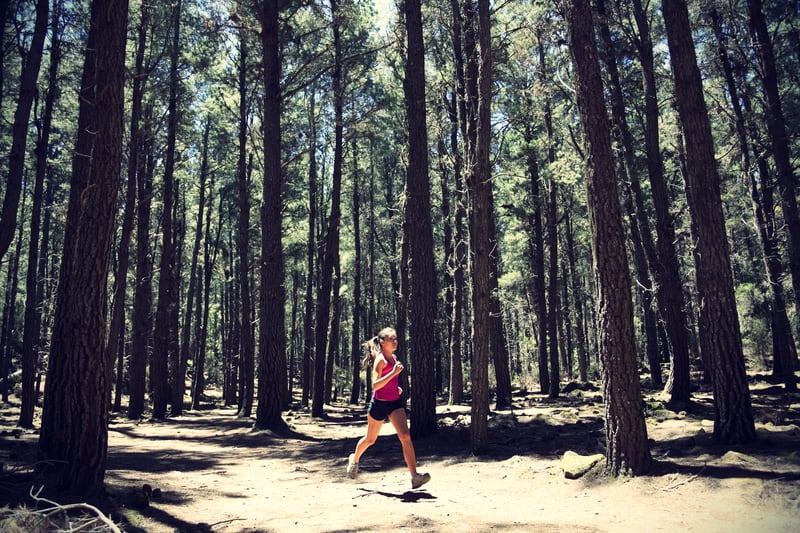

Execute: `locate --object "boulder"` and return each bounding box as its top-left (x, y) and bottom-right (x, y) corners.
top-left (561, 450), bottom-right (604, 479)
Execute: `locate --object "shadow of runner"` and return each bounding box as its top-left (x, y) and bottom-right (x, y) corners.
top-left (355, 488), bottom-right (437, 503)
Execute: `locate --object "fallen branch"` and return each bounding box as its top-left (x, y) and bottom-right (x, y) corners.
top-left (29, 486), bottom-right (122, 533)
top-left (659, 467), bottom-right (706, 492)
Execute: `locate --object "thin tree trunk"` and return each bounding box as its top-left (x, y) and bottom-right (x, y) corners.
top-left (175, 122), bottom-right (209, 415)
top-left (564, 203), bottom-right (589, 382)
top-left (302, 87), bottom-right (318, 407)
top-left (630, 0), bottom-right (691, 403)
top-left (19, 0), bottom-right (62, 427)
top-left (350, 138), bottom-right (363, 404)
top-left (236, 18), bottom-right (255, 417)
top-left (0, 0), bottom-right (48, 262)
top-left (525, 121), bottom-right (549, 394)
top-left (129, 107), bottom-right (156, 420)
top-left (152, 0), bottom-right (183, 419)
top-left (747, 0), bottom-right (800, 346)
top-left (312, 0), bottom-right (344, 418)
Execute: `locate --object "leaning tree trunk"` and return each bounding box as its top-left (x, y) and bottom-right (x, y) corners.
top-left (662, 0), bottom-right (756, 444)
top-left (567, 0), bottom-right (651, 476)
top-left (630, 0), bottom-right (692, 404)
top-left (747, 0), bottom-right (800, 348)
top-left (709, 7), bottom-right (797, 391)
top-left (38, 0), bottom-right (129, 494)
top-left (0, 0), bottom-right (48, 262)
top-left (19, 0), bottom-right (62, 428)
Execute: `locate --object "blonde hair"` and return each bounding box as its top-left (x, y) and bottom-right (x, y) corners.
top-left (361, 327), bottom-right (396, 370)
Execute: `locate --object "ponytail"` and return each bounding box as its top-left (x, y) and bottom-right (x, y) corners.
top-left (361, 327), bottom-right (397, 370)
top-left (361, 336), bottom-right (381, 370)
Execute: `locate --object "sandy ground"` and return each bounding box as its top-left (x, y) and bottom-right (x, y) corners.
top-left (2, 380), bottom-right (800, 532)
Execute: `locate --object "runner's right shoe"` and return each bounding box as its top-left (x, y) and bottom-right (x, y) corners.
top-left (411, 472), bottom-right (430, 489)
top-left (346, 453), bottom-right (358, 478)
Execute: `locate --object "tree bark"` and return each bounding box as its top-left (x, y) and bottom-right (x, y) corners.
top-left (20, 0), bottom-right (63, 428)
top-left (255, 0), bottom-right (288, 430)
top-left (38, 0), bottom-right (129, 494)
top-left (350, 138), bottom-right (363, 404)
top-left (311, 0), bottom-right (344, 418)
top-left (662, 0), bottom-right (756, 444)
top-left (129, 108), bottom-right (156, 420)
top-left (630, 0), bottom-right (692, 403)
top-left (709, 7), bottom-right (797, 391)
top-left (466, 0), bottom-right (492, 454)
top-left (235, 19), bottom-right (256, 417)
top-left (567, 0), bottom-right (651, 475)
top-left (403, 0), bottom-right (438, 437)
top-left (302, 87), bottom-right (318, 407)
top-left (747, 0), bottom-right (800, 348)
top-left (152, 0), bottom-right (183, 419)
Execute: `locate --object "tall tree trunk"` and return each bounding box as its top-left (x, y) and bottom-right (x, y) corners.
top-left (567, 0), bottom-right (651, 476)
top-left (546, 179), bottom-right (560, 398)
top-left (0, 0), bottom-right (48, 262)
top-left (312, 0), bottom-right (344, 418)
top-left (255, 0), bottom-right (288, 430)
top-left (710, 7), bottom-right (797, 391)
top-left (195, 195), bottom-right (221, 408)
top-left (747, 0), bottom-right (800, 346)
top-left (108, 0), bottom-right (148, 414)
top-left (466, 0), bottom-right (492, 453)
top-left (564, 202), bottom-right (589, 383)
top-left (302, 87), bottom-right (318, 407)
top-left (403, 0), bottom-right (438, 438)
top-left (1, 193), bottom-right (24, 403)
top-left (325, 256), bottom-right (341, 404)
top-left (524, 121), bottom-right (549, 394)
top-left (448, 0), bottom-right (466, 406)
top-left (175, 122), bottom-right (210, 415)
top-left (350, 138), bottom-right (363, 404)
top-left (152, 0), bottom-right (183, 419)
top-left (488, 191), bottom-right (512, 409)
top-left (129, 108), bottom-right (156, 420)
top-left (596, 0), bottom-right (661, 388)
top-left (630, 0), bottom-right (691, 403)
top-left (19, 0), bottom-right (63, 428)
top-left (539, 33), bottom-right (560, 398)
top-left (662, 0), bottom-right (756, 444)
top-left (236, 19), bottom-right (255, 416)
top-left (38, 0), bottom-right (128, 494)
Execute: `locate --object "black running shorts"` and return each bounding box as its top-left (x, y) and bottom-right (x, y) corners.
top-left (368, 398), bottom-right (406, 421)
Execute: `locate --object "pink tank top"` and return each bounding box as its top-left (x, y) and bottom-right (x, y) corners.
top-left (373, 355), bottom-right (401, 401)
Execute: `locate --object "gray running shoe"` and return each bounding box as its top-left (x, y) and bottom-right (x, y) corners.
top-left (411, 472), bottom-right (430, 489)
top-left (346, 453), bottom-right (358, 478)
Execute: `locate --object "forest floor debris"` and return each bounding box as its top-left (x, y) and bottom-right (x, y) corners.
top-left (1, 376), bottom-right (799, 532)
